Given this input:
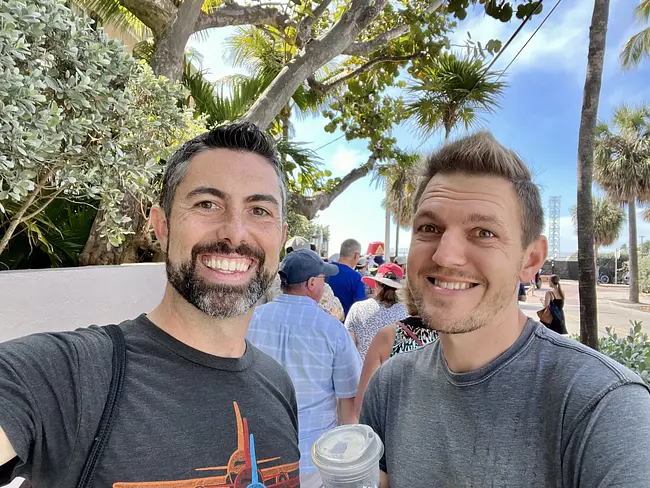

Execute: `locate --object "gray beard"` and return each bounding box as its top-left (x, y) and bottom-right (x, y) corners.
top-left (167, 259), bottom-right (275, 318)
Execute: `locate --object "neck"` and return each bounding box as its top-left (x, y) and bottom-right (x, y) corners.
top-left (439, 306), bottom-right (528, 373)
top-left (147, 284), bottom-right (251, 358)
top-left (337, 257), bottom-right (356, 268)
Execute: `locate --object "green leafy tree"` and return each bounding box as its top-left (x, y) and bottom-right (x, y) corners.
top-left (594, 104), bottom-right (650, 304)
top-left (406, 52), bottom-right (506, 141)
top-left (0, 0), bottom-right (203, 260)
top-left (621, 0), bottom-right (650, 69)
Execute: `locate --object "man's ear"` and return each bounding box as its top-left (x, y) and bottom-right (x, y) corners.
top-left (150, 205), bottom-right (169, 252)
top-left (520, 236), bottom-right (548, 283)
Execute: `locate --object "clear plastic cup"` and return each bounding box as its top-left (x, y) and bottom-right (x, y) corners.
top-left (311, 424), bottom-right (384, 488)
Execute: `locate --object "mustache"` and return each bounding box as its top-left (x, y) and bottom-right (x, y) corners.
top-left (416, 266), bottom-right (484, 284)
top-left (191, 241), bottom-right (266, 267)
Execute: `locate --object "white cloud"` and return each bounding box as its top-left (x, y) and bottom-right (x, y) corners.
top-left (329, 145), bottom-right (369, 176)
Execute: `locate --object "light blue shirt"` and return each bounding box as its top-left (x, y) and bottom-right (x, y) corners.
top-left (247, 294), bottom-right (362, 475)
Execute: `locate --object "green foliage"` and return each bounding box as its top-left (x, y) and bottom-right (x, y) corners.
top-left (620, 0), bottom-right (650, 69)
top-left (598, 321), bottom-right (650, 383)
top-left (406, 52), bottom-right (506, 139)
top-left (0, 0), bottom-right (203, 253)
top-left (571, 196), bottom-right (626, 248)
top-left (639, 255), bottom-right (650, 293)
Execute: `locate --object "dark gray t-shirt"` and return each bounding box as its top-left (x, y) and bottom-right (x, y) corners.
top-left (0, 314), bottom-right (300, 487)
top-left (360, 319), bottom-right (650, 487)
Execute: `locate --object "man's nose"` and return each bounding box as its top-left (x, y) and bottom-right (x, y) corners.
top-left (432, 230), bottom-right (467, 268)
top-left (214, 209), bottom-right (248, 247)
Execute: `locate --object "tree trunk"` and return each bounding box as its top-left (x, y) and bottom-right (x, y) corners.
top-left (444, 125), bottom-right (451, 143)
top-left (79, 191), bottom-right (146, 266)
top-left (576, 0), bottom-right (610, 350)
top-left (149, 0), bottom-right (204, 81)
top-left (384, 185), bottom-right (391, 260)
top-left (0, 167), bottom-right (57, 256)
top-left (628, 198), bottom-right (640, 303)
top-left (394, 197), bottom-right (402, 259)
top-left (594, 243), bottom-right (599, 284)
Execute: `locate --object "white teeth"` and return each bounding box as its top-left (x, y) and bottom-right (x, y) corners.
top-left (203, 257), bottom-right (250, 272)
top-left (435, 280), bottom-right (472, 290)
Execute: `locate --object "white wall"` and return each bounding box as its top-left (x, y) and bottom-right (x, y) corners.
top-left (0, 263), bottom-right (166, 343)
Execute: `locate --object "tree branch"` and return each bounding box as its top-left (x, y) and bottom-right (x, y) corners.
top-left (343, 24), bottom-right (411, 57)
top-left (118, 0), bottom-right (176, 36)
top-left (310, 54), bottom-right (421, 94)
top-left (242, 0), bottom-right (390, 128)
top-left (195, 3), bottom-right (292, 32)
top-left (291, 154), bottom-right (377, 220)
top-left (296, 0), bottom-right (334, 48)
top-left (342, 0), bottom-right (444, 57)
top-left (20, 185), bottom-right (70, 223)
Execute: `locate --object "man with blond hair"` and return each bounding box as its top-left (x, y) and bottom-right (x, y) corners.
top-left (360, 132), bottom-right (650, 487)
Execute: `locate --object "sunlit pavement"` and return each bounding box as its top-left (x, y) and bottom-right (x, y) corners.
top-left (520, 280), bottom-right (650, 338)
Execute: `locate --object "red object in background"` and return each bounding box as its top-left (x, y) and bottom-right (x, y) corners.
top-left (362, 263), bottom-right (404, 289)
top-left (366, 241), bottom-right (385, 256)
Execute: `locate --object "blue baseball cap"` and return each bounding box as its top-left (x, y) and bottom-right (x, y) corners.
top-left (279, 248), bottom-right (339, 285)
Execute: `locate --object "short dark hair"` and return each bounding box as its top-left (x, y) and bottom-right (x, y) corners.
top-left (413, 131), bottom-right (544, 246)
top-left (159, 122), bottom-right (286, 220)
top-left (376, 283), bottom-right (399, 307)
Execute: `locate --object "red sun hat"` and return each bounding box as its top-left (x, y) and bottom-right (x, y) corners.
top-left (362, 263), bottom-right (404, 289)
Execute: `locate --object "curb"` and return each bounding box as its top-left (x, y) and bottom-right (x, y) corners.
top-left (600, 299), bottom-right (650, 314)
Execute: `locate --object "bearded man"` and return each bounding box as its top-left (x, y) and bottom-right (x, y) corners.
top-left (0, 123), bottom-right (301, 487)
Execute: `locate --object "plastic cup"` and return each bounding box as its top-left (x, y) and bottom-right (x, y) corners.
top-left (311, 424), bottom-right (384, 488)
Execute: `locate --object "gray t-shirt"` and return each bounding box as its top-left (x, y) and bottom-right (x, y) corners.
top-left (360, 319), bottom-right (650, 487)
top-left (0, 314), bottom-right (300, 487)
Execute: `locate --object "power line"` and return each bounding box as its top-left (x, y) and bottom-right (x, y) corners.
top-left (496, 0), bottom-right (564, 81)
top-left (313, 133), bottom-right (345, 152)
top-left (415, 1), bottom-right (544, 151)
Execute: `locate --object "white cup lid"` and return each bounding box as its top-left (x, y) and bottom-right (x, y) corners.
top-left (311, 425), bottom-right (384, 476)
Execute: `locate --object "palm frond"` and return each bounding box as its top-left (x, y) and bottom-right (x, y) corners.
top-left (72, 0), bottom-right (151, 39)
top-left (621, 27), bottom-right (650, 69)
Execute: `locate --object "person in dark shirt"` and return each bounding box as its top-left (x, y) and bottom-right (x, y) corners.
top-left (327, 239), bottom-right (366, 316)
top-left (0, 123), bottom-right (300, 487)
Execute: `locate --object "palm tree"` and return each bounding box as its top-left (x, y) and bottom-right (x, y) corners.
top-left (571, 196), bottom-right (626, 279)
top-left (406, 53), bottom-right (506, 142)
top-left (621, 0), bottom-right (650, 69)
top-left (372, 153), bottom-right (419, 259)
top-left (576, 0), bottom-right (610, 350)
top-left (594, 104), bottom-right (650, 303)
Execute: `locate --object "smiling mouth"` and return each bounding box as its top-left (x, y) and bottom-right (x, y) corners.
top-left (427, 277), bottom-right (479, 290)
top-left (200, 255), bottom-right (253, 273)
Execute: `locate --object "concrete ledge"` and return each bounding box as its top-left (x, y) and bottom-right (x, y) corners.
top-left (0, 263), bottom-right (166, 342)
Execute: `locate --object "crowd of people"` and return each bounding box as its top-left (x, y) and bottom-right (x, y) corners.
top-left (1, 122), bottom-right (649, 488)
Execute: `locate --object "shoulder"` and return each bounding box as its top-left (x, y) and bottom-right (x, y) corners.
top-left (248, 342), bottom-right (294, 384)
top-left (530, 324), bottom-right (649, 412)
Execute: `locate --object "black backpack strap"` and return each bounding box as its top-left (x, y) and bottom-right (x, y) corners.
top-left (75, 324), bottom-right (127, 488)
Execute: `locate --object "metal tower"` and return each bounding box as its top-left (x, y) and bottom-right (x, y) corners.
top-left (548, 196), bottom-right (561, 259)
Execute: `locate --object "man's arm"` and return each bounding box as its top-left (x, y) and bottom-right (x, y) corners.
top-left (353, 278), bottom-right (367, 304)
top-left (337, 398), bottom-right (357, 425)
top-left (0, 427), bottom-right (17, 466)
top-left (355, 326), bottom-right (394, 418)
top-left (380, 470), bottom-right (390, 488)
top-left (567, 383), bottom-right (650, 487)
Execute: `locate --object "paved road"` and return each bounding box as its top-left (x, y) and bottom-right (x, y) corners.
top-left (520, 280), bottom-right (650, 337)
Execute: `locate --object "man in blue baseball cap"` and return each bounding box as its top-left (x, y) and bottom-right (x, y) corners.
top-left (247, 249), bottom-right (362, 488)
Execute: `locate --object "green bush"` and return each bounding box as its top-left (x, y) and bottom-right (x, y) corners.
top-left (638, 256), bottom-right (650, 294)
top-left (0, 0), bottom-right (204, 253)
top-left (598, 321), bottom-right (650, 384)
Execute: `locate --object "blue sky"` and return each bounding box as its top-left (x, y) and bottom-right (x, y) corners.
top-left (189, 0), bottom-right (650, 257)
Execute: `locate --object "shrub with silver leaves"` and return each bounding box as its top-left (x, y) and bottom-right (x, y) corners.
top-left (0, 0), bottom-right (203, 255)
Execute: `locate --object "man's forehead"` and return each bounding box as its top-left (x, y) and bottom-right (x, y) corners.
top-left (416, 173), bottom-right (519, 221)
top-left (181, 149), bottom-right (280, 194)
